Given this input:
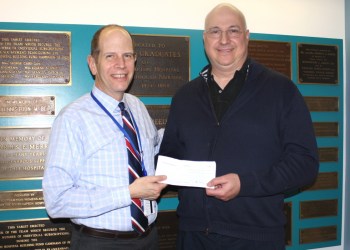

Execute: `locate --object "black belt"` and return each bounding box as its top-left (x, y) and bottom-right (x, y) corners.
top-left (72, 222), bottom-right (154, 239)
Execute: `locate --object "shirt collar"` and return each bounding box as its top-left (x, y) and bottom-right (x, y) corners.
top-left (92, 85), bottom-right (123, 114)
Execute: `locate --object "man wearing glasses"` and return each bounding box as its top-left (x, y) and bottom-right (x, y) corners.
top-left (159, 3), bottom-right (319, 250)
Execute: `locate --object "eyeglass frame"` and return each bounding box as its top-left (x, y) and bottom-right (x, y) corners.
top-left (204, 26), bottom-right (244, 39)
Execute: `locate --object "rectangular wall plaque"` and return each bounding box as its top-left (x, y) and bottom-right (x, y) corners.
top-left (0, 190), bottom-right (44, 210)
top-left (300, 226), bottom-right (337, 244)
top-left (303, 172), bottom-right (338, 191)
top-left (0, 219), bottom-right (71, 249)
top-left (0, 30), bottom-right (71, 85)
top-left (313, 122), bottom-right (338, 137)
top-left (284, 202), bottom-right (292, 246)
top-left (248, 40), bottom-right (291, 78)
top-left (318, 147), bottom-right (338, 162)
top-left (130, 35), bottom-right (189, 96)
top-left (0, 96), bottom-right (55, 117)
top-left (298, 43), bottom-right (338, 84)
top-left (300, 199), bottom-right (338, 219)
top-left (0, 128), bottom-right (50, 179)
top-left (146, 105), bottom-right (170, 129)
top-left (304, 96), bottom-right (339, 112)
top-left (157, 211), bottom-right (178, 249)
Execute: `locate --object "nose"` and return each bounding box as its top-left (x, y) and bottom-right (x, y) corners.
top-left (219, 30), bottom-right (229, 44)
top-left (114, 55), bottom-right (126, 68)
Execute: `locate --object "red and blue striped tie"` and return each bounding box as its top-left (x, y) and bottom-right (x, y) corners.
top-left (118, 102), bottom-right (148, 234)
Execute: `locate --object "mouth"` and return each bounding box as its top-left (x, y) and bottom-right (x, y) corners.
top-left (111, 73), bottom-right (127, 79)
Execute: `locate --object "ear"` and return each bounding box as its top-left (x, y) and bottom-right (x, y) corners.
top-left (87, 55), bottom-right (97, 76)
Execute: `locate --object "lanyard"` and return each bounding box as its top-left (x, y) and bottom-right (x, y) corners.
top-left (90, 92), bottom-right (147, 176)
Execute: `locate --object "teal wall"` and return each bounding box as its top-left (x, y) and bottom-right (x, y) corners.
top-left (0, 22), bottom-right (344, 250)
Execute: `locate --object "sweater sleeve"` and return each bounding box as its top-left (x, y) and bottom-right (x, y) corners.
top-left (239, 84), bottom-right (319, 197)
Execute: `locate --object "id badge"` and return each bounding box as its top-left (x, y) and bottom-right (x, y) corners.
top-left (143, 200), bottom-right (157, 216)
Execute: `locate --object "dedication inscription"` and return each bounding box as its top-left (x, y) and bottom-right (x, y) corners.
top-left (0, 128), bottom-right (50, 179)
top-left (248, 40), bottom-right (291, 78)
top-left (0, 30), bottom-right (71, 85)
top-left (298, 43), bottom-right (338, 84)
top-left (130, 35), bottom-right (189, 96)
top-left (0, 219), bottom-right (71, 249)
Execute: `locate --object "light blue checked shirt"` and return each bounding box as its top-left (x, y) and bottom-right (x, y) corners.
top-left (43, 85), bottom-right (162, 231)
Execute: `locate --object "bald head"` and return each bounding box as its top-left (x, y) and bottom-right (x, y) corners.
top-left (205, 3), bottom-right (247, 31)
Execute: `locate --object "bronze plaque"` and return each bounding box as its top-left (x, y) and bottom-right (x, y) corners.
top-left (300, 199), bottom-right (337, 219)
top-left (0, 30), bottom-right (71, 85)
top-left (147, 105), bottom-right (170, 129)
top-left (318, 147), bottom-right (338, 162)
top-left (298, 43), bottom-right (338, 84)
top-left (300, 225), bottom-right (337, 244)
top-left (0, 219), bottom-right (71, 249)
top-left (248, 40), bottom-right (291, 78)
top-left (157, 211), bottom-right (178, 249)
top-left (0, 190), bottom-right (44, 210)
top-left (303, 172), bottom-right (338, 191)
top-left (0, 96), bottom-right (55, 117)
top-left (284, 202), bottom-right (292, 246)
top-left (304, 96), bottom-right (339, 112)
top-left (161, 186), bottom-right (178, 198)
top-left (313, 122), bottom-right (338, 137)
top-left (130, 35), bottom-right (189, 96)
top-left (0, 128), bottom-right (50, 179)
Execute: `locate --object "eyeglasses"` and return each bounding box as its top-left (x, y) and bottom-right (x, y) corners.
top-left (205, 28), bottom-right (243, 39)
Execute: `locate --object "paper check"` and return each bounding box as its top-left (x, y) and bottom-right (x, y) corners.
top-left (156, 155), bottom-right (216, 188)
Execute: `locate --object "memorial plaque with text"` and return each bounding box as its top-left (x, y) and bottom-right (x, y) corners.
top-left (300, 226), bottom-right (337, 244)
top-left (0, 190), bottom-right (44, 210)
top-left (313, 122), bottom-right (338, 137)
top-left (157, 211), bottom-right (178, 250)
top-left (130, 35), bottom-right (189, 96)
top-left (0, 96), bottom-right (55, 117)
top-left (303, 172), bottom-right (338, 191)
top-left (318, 147), bottom-right (338, 162)
top-left (0, 128), bottom-right (50, 179)
top-left (0, 30), bottom-right (71, 85)
top-left (304, 96), bottom-right (339, 112)
top-left (0, 219), bottom-right (71, 249)
top-left (284, 202), bottom-right (292, 246)
top-left (248, 40), bottom-right (291, 78)
top-left (147, 105), bottom-right (170, 129)
top-left (300, 199), bottom-right (338, 219)
top-left (298, 43), bottom-right (338, 84)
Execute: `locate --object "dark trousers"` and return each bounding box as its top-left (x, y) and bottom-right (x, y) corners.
top-left (176, 231), bottom-right (285, 250)
top-left (69, 225), bottom-right (159, 250)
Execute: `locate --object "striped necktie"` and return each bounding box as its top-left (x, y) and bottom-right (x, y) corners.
top-left (118, 102), bottom-right (148, 233)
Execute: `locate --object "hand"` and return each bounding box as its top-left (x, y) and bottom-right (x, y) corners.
top-left (129, 175), bottom-right (167, 200)
top-left (205, 173), bottom-right (240, 201)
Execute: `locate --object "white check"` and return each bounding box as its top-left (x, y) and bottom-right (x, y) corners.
top-left (156, 155), bottom-right (216, 188)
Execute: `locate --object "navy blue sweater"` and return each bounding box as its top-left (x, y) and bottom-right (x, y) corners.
top-left (159, 60), bottom-right (319, 241)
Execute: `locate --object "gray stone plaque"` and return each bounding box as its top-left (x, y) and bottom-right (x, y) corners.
top-left (130, 35), bottom-right (189, 96)
top-left (0, 96), bottom-right (55, 117)
top-left (0, 30), bottom-right (71, 85)
top-left (0, 128), bottom-right (50, 179)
